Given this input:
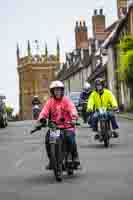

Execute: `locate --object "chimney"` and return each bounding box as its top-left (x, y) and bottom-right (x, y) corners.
top-left (92, 9), bottom-right (106, 41)
top-left (117, 0), bottom-right (128, 18)
top-left (16, 43), bottom-right (20, 63)
top-left (94, 9), bottom-right (97, 15)
top-left (100, 8), bottom-right (103, 15)
top-left (75, 20), bottom-right (88, 49)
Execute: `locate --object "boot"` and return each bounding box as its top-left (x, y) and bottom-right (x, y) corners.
top-left (45, 161), bottom-right (53, 170)
top-left (112, 131), bottom-right (119, 138)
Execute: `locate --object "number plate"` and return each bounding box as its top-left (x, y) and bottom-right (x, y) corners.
top-left (50, 130), bottom-right (61, 139)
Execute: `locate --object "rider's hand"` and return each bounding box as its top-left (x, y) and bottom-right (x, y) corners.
top-left (35, 121), bottom-right (42, 130)
top-left (30, 121), bottom-right (42, 134)
top-left (39, 118), bottom-right (47, 127)
top-left (112, 107), bottom-right (119, 112)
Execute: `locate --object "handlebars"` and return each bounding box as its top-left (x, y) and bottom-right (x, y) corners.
top-left (30, 120), bottom-right (80, 135)
top-left (96, 108), bottom-right (119, 113)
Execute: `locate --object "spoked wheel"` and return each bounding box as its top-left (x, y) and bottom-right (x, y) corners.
top-left (50, 141), bottom-right (63, 182)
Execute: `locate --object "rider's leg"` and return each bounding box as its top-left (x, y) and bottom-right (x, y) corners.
top-left (87, 112), bottom-right (93, 128)
top-left (66, 131), bottom-right (80, 168)
top-left (92, 112), bottom-right (99, 131)
top-left (108, 112), bottom-right (119, 138)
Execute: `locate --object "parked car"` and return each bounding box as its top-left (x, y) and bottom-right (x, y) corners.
top-left (0, 95), bottom-right (8, 128)
top-left (68, 92), bottom-right (82, 113)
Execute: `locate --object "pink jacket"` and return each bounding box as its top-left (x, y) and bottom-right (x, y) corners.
top-left (38, 96), bottom-right (78, 130)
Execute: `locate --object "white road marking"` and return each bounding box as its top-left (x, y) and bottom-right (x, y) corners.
top-left (15, 159), bottom-right (24, 168)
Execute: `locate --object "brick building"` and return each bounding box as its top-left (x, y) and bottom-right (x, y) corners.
top-left (17, 41), bottom-right (60, 120)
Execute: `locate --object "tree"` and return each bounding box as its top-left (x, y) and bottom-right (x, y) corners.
top-left (117, 35), bottom-right (133, 86)
top-left (5, 106), bottom-right (14, 119)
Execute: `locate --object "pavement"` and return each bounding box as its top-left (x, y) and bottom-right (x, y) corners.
top-left (0, 119), bottom-right (133, 200)
top-left (117, 112), bottom-right (133, 121)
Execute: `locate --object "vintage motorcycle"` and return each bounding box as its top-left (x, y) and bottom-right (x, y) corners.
top-left (30, 120), bottom-right (80, 182)
top-left (95, 108), bottom-right (118, 148)
top-left (32, 105), bottom-right (41, 120)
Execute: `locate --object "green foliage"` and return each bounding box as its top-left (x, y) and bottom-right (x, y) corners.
top-left (5, 106), bottom-right (14, 116)
top-left (127, 99), bottom-right (133, 111)
top-left (119, 36), bottom-right (133, 52)
top-left (117, 35), bottom-right (133, 85)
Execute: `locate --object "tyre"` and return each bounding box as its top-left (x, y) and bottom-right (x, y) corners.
top-left (50, 143), bottom-right (57, 171)
top-left (104, 135), bottom-right (109, 147)
top-left (55, 169), bottom-right (63, 182)
top-left (103, 127), bottom-right (110, 148)
top-left (50, 142), bottom-right (63, 182)
top-left (100, 121), bottom-right (109, 148)
top-left (0, 119), bottom-right (6, 128)
top-left (67, 168), bottom-right (74, 176)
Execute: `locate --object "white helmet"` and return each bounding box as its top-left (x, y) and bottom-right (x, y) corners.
top-left (49, 80), bottom-right (64, 90)
top-left (84, 82), bottom-right (91, 90)
top-left (34, 95), bottom-right (38, 98)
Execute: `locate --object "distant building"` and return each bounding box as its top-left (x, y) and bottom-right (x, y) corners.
top-left (17, 40), bottom-right (60, 120)
top-left (57, 20), bottom-right (92, 93)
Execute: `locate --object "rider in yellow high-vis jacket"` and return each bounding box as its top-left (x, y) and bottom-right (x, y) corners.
top-left (87, 88), bottom-right (118, 111)
top-left (87, 78), bottom-right (119, 138)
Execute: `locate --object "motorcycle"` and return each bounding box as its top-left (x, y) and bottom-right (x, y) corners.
top-left (32, 105), bottom-right (41, 120)
top-left (30, 120), bottom-right (80, 182)
top-left (96, 108), bottom-right (118, 148)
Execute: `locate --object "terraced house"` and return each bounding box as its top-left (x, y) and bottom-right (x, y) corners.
top-left (57, 0), bottom-right (133, 110)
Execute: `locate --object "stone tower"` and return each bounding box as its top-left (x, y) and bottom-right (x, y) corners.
top-left (75, 21), bottom-right (88, 49)
top-left (92, 9), bottom-right (106, 42)
top-left (117, 0), bottom-right (128, 18)
top-left (17, 41), bottom-right (60, 120)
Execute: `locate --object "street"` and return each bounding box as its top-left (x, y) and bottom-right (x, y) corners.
top-left (0, 118), bottom-right (133, 200)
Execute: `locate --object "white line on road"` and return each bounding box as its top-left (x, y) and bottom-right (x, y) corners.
top-left (15, 159), bottom-right (24, 168)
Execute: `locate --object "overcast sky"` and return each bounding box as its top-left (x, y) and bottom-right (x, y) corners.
top-left (0, 0), bottom-right (117, 113)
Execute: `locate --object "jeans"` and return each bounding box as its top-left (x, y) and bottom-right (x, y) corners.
top-left (92, 111), bottom-right (119, 130)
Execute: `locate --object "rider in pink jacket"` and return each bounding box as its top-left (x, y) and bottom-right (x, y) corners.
top-left (38, 80), bottom-right (80, 170)
top-left (39, 96), bottom-right (78, 130)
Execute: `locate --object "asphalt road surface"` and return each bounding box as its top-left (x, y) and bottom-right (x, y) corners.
top-left (0, 118), bottom-right (133, 200)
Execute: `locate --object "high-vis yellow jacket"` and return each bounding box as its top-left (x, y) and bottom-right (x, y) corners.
top-left (87, 89), bottom-right (118, 111)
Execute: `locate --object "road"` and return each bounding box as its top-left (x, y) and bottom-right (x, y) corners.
top-left (0, 118), bottom-right (133, 200)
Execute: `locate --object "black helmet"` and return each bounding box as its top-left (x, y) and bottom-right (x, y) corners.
top-left (95, 78), bottom-right (105, 93)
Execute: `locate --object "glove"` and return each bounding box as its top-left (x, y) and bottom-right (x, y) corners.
top-left (35, 121), bottom-right (42, 130)
top-left (30, 121), bottom-right (42, 134)
top-left (39, 118), bottom-right (47, 127)
top-left (112, 107), bottom-right (119, 112)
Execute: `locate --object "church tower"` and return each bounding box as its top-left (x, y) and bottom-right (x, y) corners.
top-left (117, 0), bottom-right (128, 18)
top-left (17, 41), bottom-right (60, 120)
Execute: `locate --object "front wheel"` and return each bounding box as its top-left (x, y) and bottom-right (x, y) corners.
top-left (50, 142), bottom-right (63, 182)
top-left (100, 121), bottom-right (110, 148)
top-left (104, 134), bottom-right (109, 148)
